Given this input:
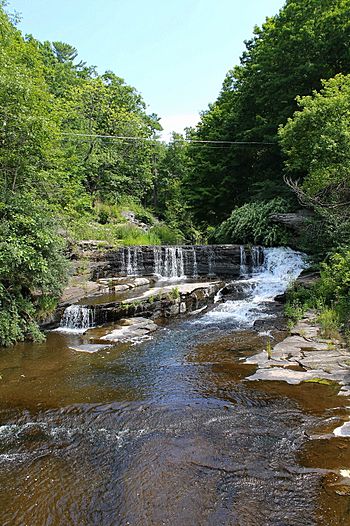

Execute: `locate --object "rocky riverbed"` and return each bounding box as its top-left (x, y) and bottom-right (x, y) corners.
top-left (246, 310), bottom-right (350, 405)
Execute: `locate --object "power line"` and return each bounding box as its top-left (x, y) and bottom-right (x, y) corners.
top-left (60, 132), bottom-right (276, 146)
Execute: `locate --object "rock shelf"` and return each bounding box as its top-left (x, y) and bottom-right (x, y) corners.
top-left (246, 311), bottom-right (350, 397)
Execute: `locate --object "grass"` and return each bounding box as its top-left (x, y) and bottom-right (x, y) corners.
top-left (317, 308), bottom-right (341, 340)
top-left (66, 198), bottom-right (183, 247)
top-left (169, 286), bottom-right (180, 300)
top-left (303, 378), bottom-right (336, 385)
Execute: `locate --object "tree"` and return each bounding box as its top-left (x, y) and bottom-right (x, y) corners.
top-left (186, 0), bottom-right (350, 226)
top-left (279, 74), bottom-right (350, 251)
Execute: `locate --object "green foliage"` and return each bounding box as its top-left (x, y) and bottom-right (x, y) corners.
top-left (185, 0), bottom-right (350, 226)
top-left (284, 299), bottom-right (306, 326)
top-left (0, 287), bottom-right (45, 347)
top-left (317, 251), bottom-right (350, 323)
top-left (0, 196), bottom-right (68, 346)
top-left (279, 75), bottom-right (350, 197)
top-left (169, 287), bottom-right (180, 300)
top-left (285, 250), bottom-right (350, 336)
top-left (113, 225), bottom-right (160, 246)
top-left (279, 74), bottom-right (350, 254)
top-left (150, 224), bottom-right (184, 245)
top-left (317, 308), bottom-right (341, 339)
top-left (213, 198), bottom-right (290, 246)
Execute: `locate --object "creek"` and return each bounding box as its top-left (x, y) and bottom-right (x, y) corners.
top-left (0, 247), bottom-right (349, 525)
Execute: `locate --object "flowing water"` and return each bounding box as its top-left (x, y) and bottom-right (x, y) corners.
top-left (0, 248), bottom-right (349, 525)
top-left (58, 305), bottom-right (96, 333)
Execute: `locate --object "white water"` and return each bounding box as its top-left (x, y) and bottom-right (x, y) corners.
top-left (192, 247), bottom-right (198, 278)
top-left (153, 246), bottom-right (185, 279)
top-left (56, 305), bottom-right (95, 333)
top-left (240, 245), bottom-right (248, 276)
top-left (198, 247), bottom-right (307, 327)
top-left (125, 247), bottom-right (144, 276)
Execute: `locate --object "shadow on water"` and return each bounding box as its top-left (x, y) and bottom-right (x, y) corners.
top-left (0, 248), bottom-right (349, 525)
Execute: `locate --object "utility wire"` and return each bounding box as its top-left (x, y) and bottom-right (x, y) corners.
top-left (60, 132), bottom-right (276, 146)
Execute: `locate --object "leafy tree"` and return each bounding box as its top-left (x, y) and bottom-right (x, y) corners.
top-left (153, 134), bottom-right (199, 241)
top-left (0, 195), bottom-right (68, 346)
top-left (279, 74), bottom-right (350, 252)
top-left (186, 0), bottom-right (350, 225)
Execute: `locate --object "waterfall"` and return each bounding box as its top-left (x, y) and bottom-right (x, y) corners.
top-left (153, 246), bottom-right (185, 279)
top-left (154, 246), bottom-right (162, 276)
top-left (120, 248), bottom-right (126, 275)
top-left (192, 247), bottom-right (198, 277)
top-left (196, 247), bottom-right (307, 327)
top-left (251, 246), bottom-right (263, 268)
top-left (58, 305), bottom-right (95, 333)
top-left (240, 246), bottom-right (248, 276)
top-left (126, 247), bottom-right (137, 276)
top-left (125, 247), bottom-right (143, 276)
top-left (208, 248), bottom-right (215, 277)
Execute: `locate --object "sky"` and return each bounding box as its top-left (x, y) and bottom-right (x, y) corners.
top-left (7, 0), bottom-right (285, 139)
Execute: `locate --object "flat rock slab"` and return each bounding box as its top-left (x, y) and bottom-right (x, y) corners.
top-left (273, 335), bottom-right (330, 354)
top-left (246, 311), bottom-right (350, 395)
top-left (69, 343), bottom-right (112, 353)
top-left (334, 422), bottom-right (350, 437)
top-left (247, 367), bottom-right (335, 385)
top-left (101, 317), bottom-right (158, 342)
top-left (123, 281), bottom-right (221, 303)
top-left (61, 281), bottom-right (108, 304)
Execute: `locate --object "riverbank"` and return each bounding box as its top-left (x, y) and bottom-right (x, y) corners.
top-left (245, 309), bottom-right (350, 421)
top-left (247, 312), bottom-right (350, 390)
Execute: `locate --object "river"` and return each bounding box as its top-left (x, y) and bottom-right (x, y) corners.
top-left (0, 248), bottom-right (349, 525)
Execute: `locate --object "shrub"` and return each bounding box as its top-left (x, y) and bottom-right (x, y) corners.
top-left (150, 224), bottom-right (184, 245)
top-left (213, 198), bottom-right (290, 246)
top-left (169, 287), bottom-right (180, 300)
top-left (317, 308), bottom-right (341, 339)
top-left (0, 195), bottom-right (68, 346)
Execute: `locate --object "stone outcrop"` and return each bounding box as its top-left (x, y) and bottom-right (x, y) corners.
top-left (40, 275), bottom-right (158, 329)
top-left (70, 243), bottom-right (260, 280)
top-left (270, 210), bottom-right (314, 232)
top-left (88, 280), bottom-right (224, 326)
top-left (101, 317), bottom-right (158, 343)
top-left (245, 311), bottom-right (350, 397)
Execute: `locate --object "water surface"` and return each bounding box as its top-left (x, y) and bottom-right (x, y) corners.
top-left (1, 248), bottom-right (349, 525)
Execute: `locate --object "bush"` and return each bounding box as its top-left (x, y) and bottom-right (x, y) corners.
top-left (114, 224), bottom-right (161, 245)
top-left (317, 308), bottom-right (341, 339)
top-left (213, 198), bottom-right (290, 246)
top-left (0, 195), bottom-right (68, 346)
top-left (284, 250), bottom-right (350, 335)
top-left (150, 224), bottom-right (184, 245)
top-left (317, 251), bottom-right (350, 323)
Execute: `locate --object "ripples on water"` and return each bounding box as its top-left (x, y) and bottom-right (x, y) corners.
top-left (0, 248), bottom-right (349, 525)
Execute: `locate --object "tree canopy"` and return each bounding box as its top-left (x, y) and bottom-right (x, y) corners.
top-left (185, 0), bottom-right (350, 226)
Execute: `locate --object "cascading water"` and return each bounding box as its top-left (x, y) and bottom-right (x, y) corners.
top-left (208, 248), bottom-right (215, 277)
top-left (126, 247), bottom-right (142, 276)
top-left (192, 247), bottom-right (198, 277)
top-left (240, 245), bottom-right (248, 276)
top-left (198, 247), bottom-right (307, 327)
top-left (153, 246), bottom-right (185, 279)
top-left (57, 305), bottom-right (95, 333)
top-left (251, 246), bottom-right (264, 268)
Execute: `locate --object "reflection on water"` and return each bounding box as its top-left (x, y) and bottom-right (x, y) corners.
top-left (0, 248), bottom-right (349, 525)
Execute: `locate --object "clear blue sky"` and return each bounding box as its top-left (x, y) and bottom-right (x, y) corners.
top-left (7, 0), bottom-right (285, 138)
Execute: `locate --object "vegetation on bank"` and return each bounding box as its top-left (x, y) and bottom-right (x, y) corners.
top-left (285, 251), bottom-right (350, 341)
top-left (1, 0), bottom-right (350, 345)
top-left (0, 3), bottom-right (191, 345)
